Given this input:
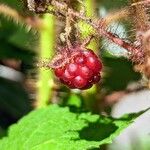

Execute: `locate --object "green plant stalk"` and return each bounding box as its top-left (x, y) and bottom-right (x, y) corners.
top-left (37, 14), bottom-right (55, 108)
top-left (81, 0), bottom-right (100, 109)
top-left (79, 0), bottom-right (98, 51)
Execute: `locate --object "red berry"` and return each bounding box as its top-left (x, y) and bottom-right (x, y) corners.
top-left (93, 74), bottom-right (101, 83)
top-left (87, 56), bottom-right (102, 73)
top-left (67, 63), bottom-right (78, 75)
top-left (79, 66), bottom-right (93, 79)
top-left (62, 70), bottom-right (74, 81)
top-left (82, 49), bottom-right (95, 57)
top-left (53, 47), bottom-right (103, 90)
top-left (54, 67), bottom-right (64, 77)
top-left (75, 55), bottom-right (86, 64)
top-left (80, 83), bottom-right (93, 90)
top-left (73, 76), bottom-right (87, 88)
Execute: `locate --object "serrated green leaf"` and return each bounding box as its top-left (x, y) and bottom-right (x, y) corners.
top-left (0, 105), bottom-right (147, 150)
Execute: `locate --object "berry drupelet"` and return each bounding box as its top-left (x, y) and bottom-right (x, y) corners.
top-left (54, 47), bottom-right (102, 90)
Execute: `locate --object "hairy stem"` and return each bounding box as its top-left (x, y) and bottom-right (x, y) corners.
top-left (84, 0), bottom-right (98, 51)
top-left (51, 0), bottom-right (144, 63)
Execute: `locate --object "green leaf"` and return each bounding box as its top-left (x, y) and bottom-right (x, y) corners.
top-left (0, 105), bottom-right (147, 150)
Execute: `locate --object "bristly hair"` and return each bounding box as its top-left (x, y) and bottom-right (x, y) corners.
top-left (0, 3), bottom-right (23, 24)
top-left (26, 0), bottom-right (50, 13)
top-left (130, 0), bottom-right (150, 32)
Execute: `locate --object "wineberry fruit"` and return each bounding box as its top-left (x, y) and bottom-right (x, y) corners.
top-left (54, 47), bottom-right (102, 90)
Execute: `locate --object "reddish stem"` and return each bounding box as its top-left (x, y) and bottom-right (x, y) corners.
top-left (101, 30), bottom-right (144, 63)
top-left (51, 1), bottom-right (145, 63)
top-left (69, 10), bottom-right (144, 62)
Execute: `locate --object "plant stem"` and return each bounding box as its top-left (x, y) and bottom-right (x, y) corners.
top-left (78, 0), bottom-right (98, 52)
top-left (81, 0), bottom-right (98, 109)
top-left (37, 14), bottom-right (55, 108)
top-left (51, 0), bottom-right (144, 62)
top-left (85, 0), bottom-right (97, 51)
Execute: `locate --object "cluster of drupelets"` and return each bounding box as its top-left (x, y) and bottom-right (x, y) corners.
top-left (54, 47), bottom-right (102, 89)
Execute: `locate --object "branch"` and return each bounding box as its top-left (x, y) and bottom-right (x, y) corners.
top-left (50, 0), bottom-right (144, 63)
